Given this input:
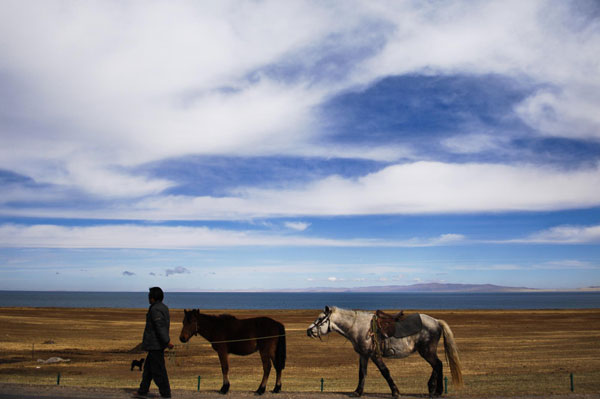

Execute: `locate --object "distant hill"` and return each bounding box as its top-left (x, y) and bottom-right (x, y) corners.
top-left (293, 283), bottom-right (535, 293)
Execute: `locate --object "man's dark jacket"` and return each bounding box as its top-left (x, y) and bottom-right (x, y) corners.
top-left (142, 301), bottom-right (171, 351)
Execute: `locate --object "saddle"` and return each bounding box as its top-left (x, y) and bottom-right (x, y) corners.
top-left (374, 309), bottom-right (422, 338)
top-left (375, 310), bottom-right (406, 338)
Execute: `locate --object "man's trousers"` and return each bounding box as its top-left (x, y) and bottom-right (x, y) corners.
top-left (139, 349), bottom-right (171, 397)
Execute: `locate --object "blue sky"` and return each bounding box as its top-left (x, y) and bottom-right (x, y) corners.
top-left (1, 1), bottom-right (600, 291)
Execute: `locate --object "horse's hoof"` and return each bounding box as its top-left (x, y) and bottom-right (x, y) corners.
top-left (272, 384), bottom-right (282, 393)
top-left (350, 390), bottom-right (363, 397)
top-left (219, 383), bottom-right (230, 394)
top-left (255, 386), bottom-right (266, 395)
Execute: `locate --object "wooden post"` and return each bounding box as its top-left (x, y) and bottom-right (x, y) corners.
top-left (444, 376), bottom-right (448, 394)
top-left (197, 376), bottom-right (201, 391)
top-left (320, 378), bottom-right (324, 392)
top-left (570, 373), bottom-right (574, 392)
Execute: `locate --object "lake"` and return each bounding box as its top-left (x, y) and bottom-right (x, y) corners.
top-left (1, 291), bottom-right (599, 309)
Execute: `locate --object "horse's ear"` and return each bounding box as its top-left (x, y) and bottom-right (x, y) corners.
top-left (325, 305), bottom-right (331, 314)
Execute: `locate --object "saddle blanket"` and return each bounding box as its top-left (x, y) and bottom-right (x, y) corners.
top-left (391, 313), bottom-right (422, 338)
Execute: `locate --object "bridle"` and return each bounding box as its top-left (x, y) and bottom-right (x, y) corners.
top-left (183, 310), bottom-right (200, 339)
top-left (192, 315), bottom-right (200, 337)
top-left (313, 310), bottom-right (332, 340)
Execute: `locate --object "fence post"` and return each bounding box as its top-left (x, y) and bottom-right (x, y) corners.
top-left (197, 376), bottom-right (201, 391)
top-left (570, 373), bottom-right (574, 392)
top-left (57, 372), bottom-right (61, 385)
top-left (444, 376), bottom-right (448, 394)
top-left (320, 378), bottom-right (324, 392)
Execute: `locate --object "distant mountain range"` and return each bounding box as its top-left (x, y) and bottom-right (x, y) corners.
top-left (286, 283), bottom-right (536, 293)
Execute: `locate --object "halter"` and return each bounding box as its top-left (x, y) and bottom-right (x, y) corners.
top-left (183, 310), bottom-right (200, 339)
top-left (193, 315), bottom-right (200, 337)
top-left (313, 310), bottom-right (332, 340)
top-left (191, 311), bottom-right (205, 338)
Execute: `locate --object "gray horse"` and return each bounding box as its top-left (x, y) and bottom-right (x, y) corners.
top-left (307, 306), bottom-right (463, 398)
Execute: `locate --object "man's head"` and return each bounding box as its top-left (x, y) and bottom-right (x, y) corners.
top-left (148, 287), bottom-right (164, 304)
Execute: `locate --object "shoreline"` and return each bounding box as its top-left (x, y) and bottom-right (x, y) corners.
top-left (1, 288), bottom-right (599, 293)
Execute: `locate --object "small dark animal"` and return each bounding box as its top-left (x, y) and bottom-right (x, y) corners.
top-left (131, 358), bottom-right (144, 371)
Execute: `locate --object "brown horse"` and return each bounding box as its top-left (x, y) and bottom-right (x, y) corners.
top-left (179, 309), bottom-right (286, 395)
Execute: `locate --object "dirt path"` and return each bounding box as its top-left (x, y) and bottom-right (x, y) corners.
top-left (1, 384), bottom-right (600, 399)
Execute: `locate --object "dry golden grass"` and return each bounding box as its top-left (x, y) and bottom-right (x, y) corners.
top-left (0, 307), bottom-right (599, 397)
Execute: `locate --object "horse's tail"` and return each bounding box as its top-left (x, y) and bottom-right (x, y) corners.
top-left (439, 319), bottom-right (463, 388)
top-left (274, 323), bottom-right (286, 371)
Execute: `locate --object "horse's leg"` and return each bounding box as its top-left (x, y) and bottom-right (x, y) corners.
top-left (370, 355), bottom-right (399, 398)
top-left (272, 338), bottom-right (283, 393)
top-left (352, 354), bottom-right (369, 397)
top-left (418, 344), bottom-right (443, 398)
top-left (256, 348), bottom-right (272, 395)
top-left (217, 348), bottom-right (230, 394)
top-left (273, 365), bottom-right (282, 393)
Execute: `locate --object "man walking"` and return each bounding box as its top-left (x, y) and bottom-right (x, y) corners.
top-left (136, 287), bottom-right (174, 398)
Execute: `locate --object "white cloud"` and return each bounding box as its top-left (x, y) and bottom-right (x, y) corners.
top-left (165, 266), bottom-right (191, 276)
top-left (441, 134), bottom-right (505, 154)
top-left (64, 159), bottom-right (173, 198)
top-left (0, 1), bottom-right (346, 196)
top-left (0, 223), bottom-right (464, 249)
top-left (517, 224), bottom-right (600, 244)
top-left (516, 88), bottom-right (600, 141)
top-left (449, 260), bottom-right (598, 271)
top-left (231, 162), bottom-right (600, 216)
top-left (3, 161), bottom-right (599, 219)
top-left (449, 264), bottom-right (524, 271)
top-left (284, 221), bottom-right (311, 231)
top-left (357, 1), bottom-right (600, 141)
top-left (533, 260), bottom-right (597, 270)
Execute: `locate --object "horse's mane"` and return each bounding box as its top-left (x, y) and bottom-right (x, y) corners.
top-left (217, 314), bottom-right (237, 320)
top-left (190, 309), bottom-right (237, 321)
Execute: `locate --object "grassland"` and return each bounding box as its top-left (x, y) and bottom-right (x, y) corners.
top-left (0, 308), bottom-right (599, 397)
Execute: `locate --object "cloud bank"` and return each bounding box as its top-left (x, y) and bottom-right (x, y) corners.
top-left (0, 224), bottom-right (465, 249)
top-left (5, 161), bottom-right (596, 220)
top-left (0, 0), bottom-right (598, 205)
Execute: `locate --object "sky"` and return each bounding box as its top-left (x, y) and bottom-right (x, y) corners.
top-left (1, 0), bottom-right (600, 291)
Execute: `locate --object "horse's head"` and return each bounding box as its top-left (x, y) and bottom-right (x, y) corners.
top-left (307, 305), bottom-right (334, 339)
top-left (179, 309), bottom-right (198, 343)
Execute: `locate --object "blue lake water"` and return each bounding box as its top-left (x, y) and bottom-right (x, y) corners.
top-left (1, 291), bottom-right (599, 310)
